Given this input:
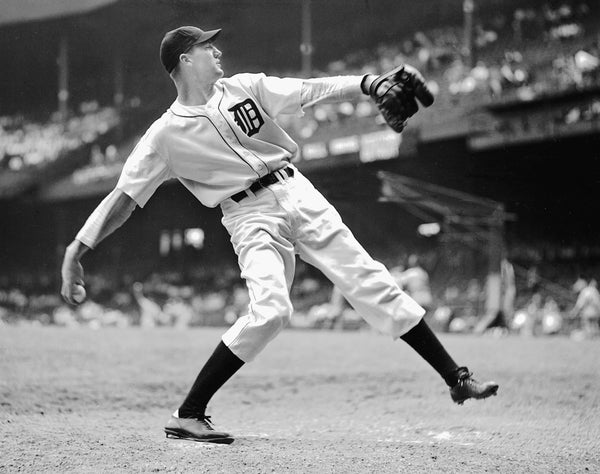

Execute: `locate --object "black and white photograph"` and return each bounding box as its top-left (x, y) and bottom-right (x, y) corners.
top-left (1, 0), bottom-right (599, 472)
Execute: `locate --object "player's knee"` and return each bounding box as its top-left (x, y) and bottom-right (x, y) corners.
top-left (261, 305), bottom-right (292, 337)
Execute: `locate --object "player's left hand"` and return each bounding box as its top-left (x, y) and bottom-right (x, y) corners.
top-left (362, 64), bottom-right (434, 133)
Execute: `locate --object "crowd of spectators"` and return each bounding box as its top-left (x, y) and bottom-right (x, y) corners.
top-left (70, 142), bottom-right (128, 186)
top-left (2, 245), bottom-right (599, 340)
top-left (0, 262), bottom-right (328, 331)
top-left (0, 2), bottom-right (596, 172)
top-left (450, 2), bottom-right (599, 98)
top-left (432, 243), bottom-right (600, 339)
top-left (278, 1), bottom-right (600, 142)
top-left (0, 101), bottom-right (119, 172)
top-left (559, 98), bottom-right (600, 126)
top-left (33, 1), bottom-right (598, 180)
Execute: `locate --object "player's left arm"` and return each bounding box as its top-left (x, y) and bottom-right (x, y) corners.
top-left (301, 65), bottom-right (434, 133)
top-left (241, 73), bottom-right (375, 117)
top-left (300, 75), bottom-right (375, 108)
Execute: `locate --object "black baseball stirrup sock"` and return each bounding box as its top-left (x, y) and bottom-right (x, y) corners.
top-left (400, 318), bottom-right (460, 387)
top-left (178, 341), bottom-right (244, 419)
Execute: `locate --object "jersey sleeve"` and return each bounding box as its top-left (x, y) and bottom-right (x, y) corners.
top-left (240, 73), bottom-right (304, 118)
top-left (300, 76), bottom-right (363, 107)
top-left (116, 140), bottom-right (171, 208)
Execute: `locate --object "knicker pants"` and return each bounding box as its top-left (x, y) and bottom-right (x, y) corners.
top-left (220, 167), bottom-right (425, 362)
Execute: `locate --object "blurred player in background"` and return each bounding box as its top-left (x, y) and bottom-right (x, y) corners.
top-left (570, 277), bottom-right (600, 338)
top-left (396, 254), bottom-right (434, 314)
top-left (61, 25), bottom-right (498, 444)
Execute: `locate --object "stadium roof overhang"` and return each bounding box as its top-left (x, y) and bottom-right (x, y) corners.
top-left (0, 0), bottom-right (118, 26)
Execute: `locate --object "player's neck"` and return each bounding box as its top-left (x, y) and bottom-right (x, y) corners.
top-left (176, 81), bottom-right (216, 106)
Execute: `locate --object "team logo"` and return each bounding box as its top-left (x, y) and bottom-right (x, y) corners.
top-left (228, 99), bottom-right (264, 137)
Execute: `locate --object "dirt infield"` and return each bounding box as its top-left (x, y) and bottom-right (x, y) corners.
top-left (1, 326), bottom-right (599, 473)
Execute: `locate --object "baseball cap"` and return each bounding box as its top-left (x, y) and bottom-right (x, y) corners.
top-left (160, 26), bottom-right (222, 73)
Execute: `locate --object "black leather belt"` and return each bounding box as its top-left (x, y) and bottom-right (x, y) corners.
top-left (230, 167), bottom-right (294, 203)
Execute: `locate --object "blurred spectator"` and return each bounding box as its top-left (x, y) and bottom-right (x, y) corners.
top-left (133, 282), bottom-right (167, 327)
top-left (512, 292), bottom-right (543, 336)
top-left (90, 144), bottom-right (104, 166)
top-left (196, 290), bottom-right (228, 326)
top-left (78, 299), bottom-right (107, 329)
top-left (475, 258), bottom-right (515, 334)
top-left (396, 254), bottom-right (433, 313)
top-left (526, 265), bottom-right (541, 294)
top-left (569, 278), bottom-right (600, 338)
top-left (541, 297), bottom-right (563, 335)
top-left (300, 285), bottom-right (363, 331)
top-left (432, 305), bottom-right (454, 332)
top-left (574, 49), bottom-right (599, 74)
top-left (322, 286), bottom-right (349, 330)
top-left (223, 285), bottom-right (250, 325)
top-left (53, 304), bottom-right (79, 327)
top-left (164, 300), bottom-right (193, 328)
top-left (501, 258), bottom-right (517, 325)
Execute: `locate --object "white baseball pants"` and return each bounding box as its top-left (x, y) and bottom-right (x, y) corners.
top-left (219, 166), bottom-right (424, 362)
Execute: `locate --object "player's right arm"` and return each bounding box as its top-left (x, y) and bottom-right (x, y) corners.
top-left (61, 189), bottom-right (137, 305)
top-left (61, 132), bottom-right (172, 305)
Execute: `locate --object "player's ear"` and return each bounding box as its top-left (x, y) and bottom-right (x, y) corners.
top-left (179, 53), bottom-right (192, 68)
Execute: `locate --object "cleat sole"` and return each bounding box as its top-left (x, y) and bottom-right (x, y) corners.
top-left (164, 428), bottom-right (234, 444)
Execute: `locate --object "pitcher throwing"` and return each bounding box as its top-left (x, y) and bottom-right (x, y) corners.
top-left (61, 25), bottom-right (498, 445)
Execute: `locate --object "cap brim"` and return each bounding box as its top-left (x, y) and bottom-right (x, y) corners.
top-left (198, 28), bottom-right (221, 44)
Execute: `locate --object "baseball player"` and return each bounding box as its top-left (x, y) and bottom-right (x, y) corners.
top-left (61, 26), bottom-right (499, 444)
top-left (396, 254), bottom-right (434, 313)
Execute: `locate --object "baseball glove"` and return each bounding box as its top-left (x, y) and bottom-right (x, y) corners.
top-left (362, 65), bottom-right (434, 133)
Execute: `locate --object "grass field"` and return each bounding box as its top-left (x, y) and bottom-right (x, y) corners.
top-left (1, 326), bottom-right (599, 473)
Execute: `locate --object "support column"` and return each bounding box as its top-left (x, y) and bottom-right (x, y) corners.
top-left (300, 0), bottom-right (313, 78)
top-left (57, 34), bottom-right (69, 122)
top-left (462, 0), bottom-right (475, 68)
top-left (113, 50), bottom-right (124, 140)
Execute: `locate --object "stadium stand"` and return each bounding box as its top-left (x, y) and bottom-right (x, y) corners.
top-left (0, 104), bottom-right (118, 171)
top-left (1, 0), bottom-right (599, 338)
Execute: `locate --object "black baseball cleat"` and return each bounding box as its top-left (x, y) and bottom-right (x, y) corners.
top-left (164, 415), bottom-right (234, 444)
top-left (449, 367), bottom-right (499, 405)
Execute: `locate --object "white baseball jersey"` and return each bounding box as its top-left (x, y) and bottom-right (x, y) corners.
top-left (118, 73), bottom-right (312, 208)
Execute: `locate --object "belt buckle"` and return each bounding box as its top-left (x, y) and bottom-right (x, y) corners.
top-left (257, 177), bottom-right (268, 189)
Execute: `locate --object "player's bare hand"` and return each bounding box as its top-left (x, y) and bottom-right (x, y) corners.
top-left (61, 250), bottom-right (86, 305)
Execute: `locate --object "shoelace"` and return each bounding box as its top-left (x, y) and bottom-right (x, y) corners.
top-left (456, 369), bottom-right (474, 385)
top-left (195, 415), bottom-right (214, 429)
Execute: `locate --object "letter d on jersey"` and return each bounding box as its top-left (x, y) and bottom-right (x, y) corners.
top-left (228, 99), bottom-right (264, 137)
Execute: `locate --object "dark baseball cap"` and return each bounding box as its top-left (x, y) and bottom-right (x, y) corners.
top-left (160, 26), bottom-right (221, 73)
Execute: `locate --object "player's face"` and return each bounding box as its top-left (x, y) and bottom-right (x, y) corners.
top-left (185, 41), bottom-right (224, 81)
